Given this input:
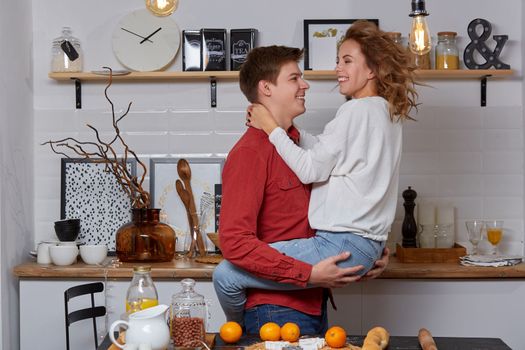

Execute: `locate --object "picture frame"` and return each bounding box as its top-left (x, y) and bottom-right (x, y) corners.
top-left (61, 158), bottom-right (136, 252)
top-left (150, 158), bottom-right (224, 252)
top-left (303, 19), bottom-right (379, 70)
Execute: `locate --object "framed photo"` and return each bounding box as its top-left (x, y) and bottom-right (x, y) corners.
top-left (150, 158), bottom-right (224, 252)
top-left (61, 158), bottom-right (136, 251)
top-left (303, 19), bottom-right (379, 70)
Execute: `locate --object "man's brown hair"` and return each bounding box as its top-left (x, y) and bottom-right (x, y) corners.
top-left (239, 46), bottom-right (304, 103)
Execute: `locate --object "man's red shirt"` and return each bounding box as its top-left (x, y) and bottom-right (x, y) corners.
top-left (219, 127), bottom-right (324, 315)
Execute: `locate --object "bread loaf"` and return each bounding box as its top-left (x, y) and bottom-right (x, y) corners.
top-left (362, 327), bottom-right (389, 350)
top-left (418, 328), bottom-right (437, 350)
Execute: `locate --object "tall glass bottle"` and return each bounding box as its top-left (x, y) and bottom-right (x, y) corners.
top-left (125, 266), bottom-right (159, 314)
top-left (51, 26), bottom-right (83, 72)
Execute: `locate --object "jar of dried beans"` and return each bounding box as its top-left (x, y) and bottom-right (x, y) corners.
top-left (170, 278), bottom-right (208, 347)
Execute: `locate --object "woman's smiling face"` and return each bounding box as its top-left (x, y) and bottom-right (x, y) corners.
top-left (335, 39), bottom-right (377, 99)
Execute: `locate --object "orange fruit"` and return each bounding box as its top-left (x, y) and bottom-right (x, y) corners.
top-left (325, 326), bottom-right (347, 348)
top-left (280, 322), bottom-right (300, 342)
top-left (220, 321), bottom-right (243, 344)
top-left (259, 322), bottom-right (281, 341)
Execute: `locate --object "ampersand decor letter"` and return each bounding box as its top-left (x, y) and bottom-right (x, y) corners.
top-left (463, 18), bottom-right (510, 70)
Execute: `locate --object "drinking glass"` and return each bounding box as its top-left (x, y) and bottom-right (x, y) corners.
top-left (485, 220), bottom-right (504, 255)
top-left (465, 220), bottom-right (484, 255)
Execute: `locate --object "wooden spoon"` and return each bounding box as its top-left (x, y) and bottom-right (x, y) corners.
top-left (176, 179), bottom-right (196, 256)
top-left (177, 159), bottom-right (207, 256)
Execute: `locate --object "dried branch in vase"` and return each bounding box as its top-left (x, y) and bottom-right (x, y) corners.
top-left (42, 67), bottom-right (150, 209)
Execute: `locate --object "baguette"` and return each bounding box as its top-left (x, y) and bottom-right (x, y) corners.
top-left (418, 328), bottom-right (438, 350)
top-left (362, 327), bottom-right (389, 350)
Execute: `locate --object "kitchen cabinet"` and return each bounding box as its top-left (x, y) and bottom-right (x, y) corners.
top-left (15, 259), bottom-right (525, 349)
top-left (48, 69), bottom-right (514, 108)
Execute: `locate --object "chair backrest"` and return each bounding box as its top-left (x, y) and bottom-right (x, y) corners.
top-left (64, 282), bottom-right (106, 350)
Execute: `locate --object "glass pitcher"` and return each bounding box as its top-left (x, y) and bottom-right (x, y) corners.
top-left (170, 278), bottom-right (209, 348)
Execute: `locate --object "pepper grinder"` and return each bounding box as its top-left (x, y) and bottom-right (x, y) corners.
top-left (402, 186), bottom-right (418, 247)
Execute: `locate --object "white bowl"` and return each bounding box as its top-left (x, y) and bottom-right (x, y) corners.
top-left (49, 245), bottom-right (78, 266)
top-left (80, 245), bottom-right (108, 265)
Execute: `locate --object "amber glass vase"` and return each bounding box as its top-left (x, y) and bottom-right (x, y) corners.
top-left (116, 208), bottom-right (176, 262)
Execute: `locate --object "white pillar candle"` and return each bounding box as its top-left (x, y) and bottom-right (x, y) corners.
top-left (437, 205), bottom-right (455, 224)
top-left (418, 202), bottom-right (436, 225)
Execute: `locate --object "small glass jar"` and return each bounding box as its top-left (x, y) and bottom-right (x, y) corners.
top-left (435, 31), bottom-right (459, 70)
top-left (170, 278), bottom-right (208, 348)
top-left (407, 34), bottom-right (431, 69)
top-left (51, 27), bottom-right (83, 72)
top-left (386, 32), bottom-right (403, 47)
top-left (125, 266), bottom-right (159, 314)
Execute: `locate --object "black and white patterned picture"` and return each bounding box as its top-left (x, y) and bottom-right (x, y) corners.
top-left (61, 158), bottom-right (136, 251)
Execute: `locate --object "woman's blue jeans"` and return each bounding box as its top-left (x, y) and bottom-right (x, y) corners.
top-left (213, 231), bottom-right (384, 325)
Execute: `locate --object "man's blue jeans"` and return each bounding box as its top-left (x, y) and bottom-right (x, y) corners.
top-left (244, 297), bottom-right (328, 335)
top-left (213, 231), bottom-right (384, 325)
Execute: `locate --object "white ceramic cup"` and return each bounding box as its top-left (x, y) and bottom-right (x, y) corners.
top-left (79, 244), bottom-right (108, 265)
top-left (49, 244), bottom-right (78, 266)
top-left (37, 243), bottom-right (52, 264)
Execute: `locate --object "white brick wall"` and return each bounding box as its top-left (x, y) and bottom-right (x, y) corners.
top-left (32, 0), bottom-right (524, 257)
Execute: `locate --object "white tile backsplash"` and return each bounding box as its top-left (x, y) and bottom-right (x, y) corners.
top-left (33, 100), bottom-right (524, 253)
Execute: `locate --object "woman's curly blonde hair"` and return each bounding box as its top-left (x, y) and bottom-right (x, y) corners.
top-left (343, 20), bottom-right (419, 121)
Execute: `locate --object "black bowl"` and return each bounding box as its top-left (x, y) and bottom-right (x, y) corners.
top-left (54, 219), bottom-right (81, 242)
top-left (55, 218), bottom-right (80, 227)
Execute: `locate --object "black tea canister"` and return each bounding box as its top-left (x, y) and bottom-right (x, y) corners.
top-left (202, 29), bottom-right (227, 71)
top-left (230, 29), bottom-right (258, 70)
top-left (182, 30), bottom-right (203, 71)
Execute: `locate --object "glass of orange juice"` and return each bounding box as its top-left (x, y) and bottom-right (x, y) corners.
top-left (485, 220), bottom-right (503, 255)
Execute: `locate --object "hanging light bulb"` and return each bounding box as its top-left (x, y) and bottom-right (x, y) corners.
top-left (145, 0), bottom-right (178, 17)
top-left (408, 0), bottom-right (431, 55)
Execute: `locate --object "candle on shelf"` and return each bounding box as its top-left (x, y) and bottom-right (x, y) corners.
top-left (437, 205), bottom-right (454, 224)
top-left (418, 202), bottom-right (436, 225)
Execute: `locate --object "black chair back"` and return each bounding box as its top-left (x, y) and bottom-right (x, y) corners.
top-left (64, 282), bottom-right (106, 350)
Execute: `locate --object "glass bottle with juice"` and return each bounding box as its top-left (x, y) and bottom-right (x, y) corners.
top-left (125, 265), bottom-right (159, 313)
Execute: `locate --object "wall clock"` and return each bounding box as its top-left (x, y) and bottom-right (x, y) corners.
top-left (112, 9), bottom-right (180, 71)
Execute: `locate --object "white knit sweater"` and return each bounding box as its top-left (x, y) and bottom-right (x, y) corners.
top-left (269, 96), bottom-right (402, 241)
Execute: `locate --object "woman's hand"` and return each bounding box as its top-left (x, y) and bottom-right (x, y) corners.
top-left (246, 103), bottom-right (279, 135)
top-left (361, 247), bottom-right (390, 281)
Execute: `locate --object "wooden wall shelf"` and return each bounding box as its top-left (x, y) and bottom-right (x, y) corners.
top-left (48, 69), bottom-right (514, 108)
top-left (49, 69), bottom-right (514, 82)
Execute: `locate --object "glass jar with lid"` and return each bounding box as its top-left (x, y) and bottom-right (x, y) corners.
top-left (125, 266), bottom-right (159, 314)
top-left (170, 278), bottom-right (208, 347)
top-left (51, 26), bottom-right (83, 72)
top-left (407, 33), bottom-right (431, 69)
top-left (435, 31), bottom-right (459, 70)
top-left (386, 32), bottom-right (403, 47)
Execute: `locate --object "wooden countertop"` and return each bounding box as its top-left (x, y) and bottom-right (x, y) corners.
top-left (13, 256), bottom-right (525, 279)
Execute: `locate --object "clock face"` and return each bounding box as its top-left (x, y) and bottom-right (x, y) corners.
top-left (112, 9), bottom-right (180, 71)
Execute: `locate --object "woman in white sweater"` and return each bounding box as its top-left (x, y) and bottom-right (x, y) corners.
top-left (214, 20), bottom-right (418, 324)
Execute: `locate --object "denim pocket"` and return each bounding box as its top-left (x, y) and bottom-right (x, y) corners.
top-left (339, 236), bottom-right (381, 274)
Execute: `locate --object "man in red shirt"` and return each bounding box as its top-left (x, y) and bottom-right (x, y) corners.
top-left (215, 46), bottom-right (388, 334)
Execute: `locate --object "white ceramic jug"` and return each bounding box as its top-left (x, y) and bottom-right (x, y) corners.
top-left (110, 304), bottom-right (170, 350)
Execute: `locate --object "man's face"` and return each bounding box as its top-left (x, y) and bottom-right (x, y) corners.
top-left (267, 61), bottom-right (310, 123)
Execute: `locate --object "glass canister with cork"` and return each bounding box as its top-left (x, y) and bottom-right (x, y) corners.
top-left (125, 266), bottom-right (159, 315)
top-left (407, 33), bottom-right (431, 69)
top-left (51, 26), bottom-right (83, 72)
top-left (170, 278), bottom-right (208, 348)
top-left (435, 31), bottom-right (460, 69)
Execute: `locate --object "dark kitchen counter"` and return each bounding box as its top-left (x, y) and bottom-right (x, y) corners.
top-left (97, 333), bottom-right (511, 350)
